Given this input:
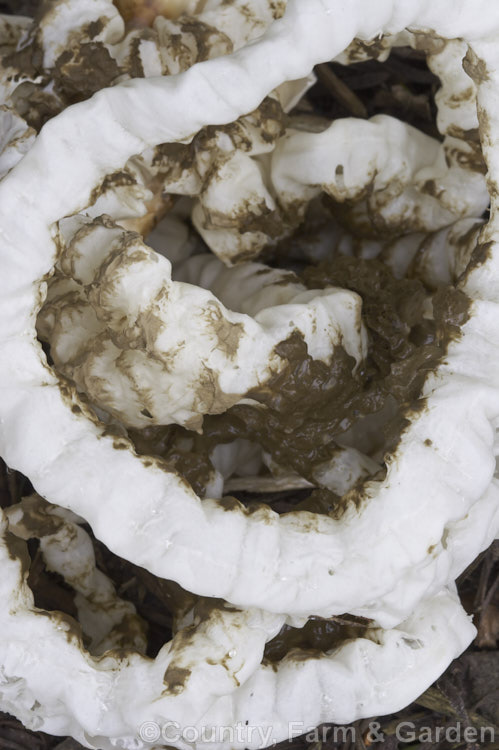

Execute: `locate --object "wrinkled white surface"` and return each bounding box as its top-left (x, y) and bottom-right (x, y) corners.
top-left (0, 107), bottom-right (35, 180)
top-left (0, 0), bottom-right (293, 256)
top-left (146, 8), bottom-right (488, 263)
top-left (39, 215), bottom-right (366, 428)
top-left (138, 110), bottom-right (487, 263)
top-left (271, 115), bottom-right (488, 230)
top-left (6, 495), bottom-right (147, 654)
top-left (174, 254), bottom-right (305, 314)
top-left (0, 525), bottom-right (474, 748)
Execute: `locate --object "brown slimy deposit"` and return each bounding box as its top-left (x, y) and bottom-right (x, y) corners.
top-left (3, 25), bottom-right (121, 126)
top-left (53, 43), bottom-right (121, 103)
top-left (3, 4), bottom-right (244, 132)
top-left (264, 614), bottom-right (374, 664)
top-left (129, 256), bottom-right (470, 513)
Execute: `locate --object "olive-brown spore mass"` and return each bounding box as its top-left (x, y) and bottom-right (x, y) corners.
top-left (129, 256), bottom-right (470, 515)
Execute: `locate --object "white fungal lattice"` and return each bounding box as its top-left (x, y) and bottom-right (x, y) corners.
top-left (0, 1), bottom-right (498, 748)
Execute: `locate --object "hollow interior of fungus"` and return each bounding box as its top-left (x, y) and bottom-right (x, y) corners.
top-left (36, 42), bottom-right (482, 516)
top-left (127, 252), bottom-right (469, 511)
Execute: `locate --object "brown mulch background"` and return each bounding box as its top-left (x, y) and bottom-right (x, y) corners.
top-left (0, 1), bottom-right (498, 748)
top-left (0, 0), bottom-right (38, 14)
